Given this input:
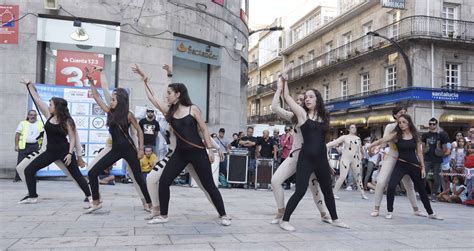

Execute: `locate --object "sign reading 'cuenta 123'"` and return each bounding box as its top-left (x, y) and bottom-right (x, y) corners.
top-left (380, 0), bottom-right (406, 9)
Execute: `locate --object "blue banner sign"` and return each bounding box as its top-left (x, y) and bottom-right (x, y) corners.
top-left (325, 87), bottom-right (474, 112)
top-left (28, 84), bottom-right (126, 177)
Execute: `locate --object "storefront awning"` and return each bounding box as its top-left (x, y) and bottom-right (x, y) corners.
top-left (439, 114), bottom-right (474, 124)
top-left (345, 117), bottom-right (367, 126)
top-left (367, 115), bottom-right (395, 125)
top-left (330, 120), bottom-right (345, 127)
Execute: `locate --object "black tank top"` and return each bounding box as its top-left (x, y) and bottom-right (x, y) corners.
top-left (300, 119), bottom-right (327, 156)
top-left (395, 138), bottom-right (420, 167)
top-left (44, 117), bottom-right (69, 153)
top-left (170, 106), bottom-right (204, 150)
top-left (108, 123), bottom-right (133, 148)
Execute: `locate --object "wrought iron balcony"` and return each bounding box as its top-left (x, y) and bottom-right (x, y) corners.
top-left (247, 85), bottom-right (258, 97)
top-left (247, 113), bottom-right (280, 124)
top-left (288, 15), bottom-right (474, 82)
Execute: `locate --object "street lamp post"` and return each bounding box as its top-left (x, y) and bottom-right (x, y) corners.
top-left (249, 26), bottom-right (283, 36)
top-left (366, 31), bottom-right (413, 87)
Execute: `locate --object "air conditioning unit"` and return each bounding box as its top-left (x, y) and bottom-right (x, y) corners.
top-left (44, 0), bottom-right (59, 10)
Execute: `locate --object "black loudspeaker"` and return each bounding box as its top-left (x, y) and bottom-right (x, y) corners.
top-left (255, 158), bottom-right (274, 187)
top-left (227, 149), bottom-right (248, 184)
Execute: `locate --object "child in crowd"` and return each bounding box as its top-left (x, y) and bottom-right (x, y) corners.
top-left (140, 146), bottom-right (157, 180)
top-left (437, 176), bottom-right (467, 204)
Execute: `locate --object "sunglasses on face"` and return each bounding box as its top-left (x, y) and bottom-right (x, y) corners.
top-left (429, 123), bottom-right (437, 126)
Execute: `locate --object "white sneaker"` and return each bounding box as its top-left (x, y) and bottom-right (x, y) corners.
top-left (84, 203), bottom-right (102, 214)
top-left (369, 189), bottom-right (375, 194)
top-left (413, 210), bottom-right (427, 217)
top-left (331, 220), bottom-right (349, 228)
top-left (143, 204), bottom-right (151, 213)
top-left (370, 210), bottom-right (379, 217)
top-left (361, 194), bottom-right (369, 200)
top-left (385, 213), bottom-right (393, 219)
top-left (334, 194), bottom-right (340, 200)
top-left (428, 214), bottom-right (443, 220)
top-left (280, 221), bottom-right (295, 231)
top-left (345, 186), bottom-right (353, 191)
top-left (18, 196), bottom-right (37, 204)
top-left (144, 211), bottom-right (160, 220)
top-left (321, 215), bottom-right (332, 224)
top-left (220, 216), bottom-right (232, 226)
top-left (147, 216), bottom-right (169, 224)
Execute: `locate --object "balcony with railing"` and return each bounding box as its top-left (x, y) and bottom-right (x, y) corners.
top-left (247, 113), bottom-right (280, 124)
top-left (247, 85), bottom-right (258, 97)
top-left (288, 15), bottom-right (474, 82)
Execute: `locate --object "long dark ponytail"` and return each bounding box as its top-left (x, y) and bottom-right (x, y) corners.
top-left (165, 83), bottom-right (193, 122)
top-left (51, 97), bottom-right (76, 133)
top-left (107, 88), bottom-right (130, 130)
top-left (303, 88), bottom-right (330, 128)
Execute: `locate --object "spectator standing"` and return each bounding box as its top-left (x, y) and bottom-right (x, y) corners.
top-left (239, 127), bottom-right (258, 187)
top-left (257, 130), bottom-right (277, 160)
top-left (279, 126), bottom-right (294, 190)
top-left (421, 118), bottom-right (449, 201)
top-left (14, 110), bottom-right (43, 182)
top-left (215, 128), bottom-right (229, 176)
top-left (139, 109), bottom-right (160, 153)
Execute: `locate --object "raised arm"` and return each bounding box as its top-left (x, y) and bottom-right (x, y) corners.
top-left (280, 65), bottom-right (306, 124)
top-left (326, 135), bottom-right (345, 148)
top-left (129, 112), bottom-right (144, 159)
top-left (271, 78), bottom-right (294, 121)
top-left (85, 67), bottom-right (110, 113)
top-left (131, 64), bottom-right (170, 115)
top-left (20, 79), bottom-right (50, 117)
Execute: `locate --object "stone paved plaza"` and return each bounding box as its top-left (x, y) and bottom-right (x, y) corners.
top-left (0, 179), bottom-right (473, 250)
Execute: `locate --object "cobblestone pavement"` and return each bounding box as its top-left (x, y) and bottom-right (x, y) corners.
top-left (0, 179), bottom-right (473, 250)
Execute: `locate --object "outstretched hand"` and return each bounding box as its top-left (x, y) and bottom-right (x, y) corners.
top-left (280, 63), bottom-right (293, 80)
top-left (132, 64), bottom-right (148, 82)
top-left (162, 64), bottom-right (172, 74)
top-left (20, 78), bottom-right (31, 86)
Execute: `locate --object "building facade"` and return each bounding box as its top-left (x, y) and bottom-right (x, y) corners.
top-left (248, 0), bottom-right (474, 139)
top-left (0, 0), bottom-right (249, 177)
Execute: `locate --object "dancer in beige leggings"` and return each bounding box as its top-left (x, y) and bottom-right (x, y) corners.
top-left (269, 68), bottom-right (331, 225)
top-left (370, 105), bottom-right (426, 217)
top-left (327, 124), bottom-right (368, 200)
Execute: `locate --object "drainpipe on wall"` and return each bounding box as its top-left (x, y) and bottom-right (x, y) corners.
top-left (431, 43), bottom-right (435, 118)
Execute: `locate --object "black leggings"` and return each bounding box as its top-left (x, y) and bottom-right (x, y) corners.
top-left (159, 147), bottom-right (226, 216)
top-left (283, 152), bottom-right (338, 221)
top-left (23, 150), bottom-right (90, 198)
top-left (88, 146), bottom-right (151, 203)
top-left (387, 163), bottom-right (433, 214)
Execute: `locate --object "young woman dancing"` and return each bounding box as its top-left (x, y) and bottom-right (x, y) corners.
top-left (85, 67), bottom-right (151, 213)
top-left (16, 80), bottom-right (91, 204)
top-left (132, 64), bottom-right (231, 226)
top-left (279, 68), bottom-right (348, 231)
top-left (269, 68), bottom-right (331, 225)
top-left (369, 106), bottom-right (425, 217)
top-left (369, 114), bottom-right (443, 220)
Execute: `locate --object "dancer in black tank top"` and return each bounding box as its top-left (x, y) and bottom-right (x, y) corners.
top-left (370, 114), bottom-right (443, 220)
top-left (85, 67), bottom-right (151, 213)
top-left (132, 64), bottom-right (231, 226)
top-left (278, 65), bottom-right (348, 231)
top-left (16, 80), bottom-right (91, 204)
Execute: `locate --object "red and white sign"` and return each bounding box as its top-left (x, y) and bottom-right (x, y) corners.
top-left (55, 50), bottom-right (104, 87)
top-left (0, 5), bottom-right (19, 44)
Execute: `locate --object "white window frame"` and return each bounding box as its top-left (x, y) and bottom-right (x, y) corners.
top-left (361, 73), bottom-right (370, 95)
top-left (343, 32), bottom-right (352, 58)
top-left (340, 79), bottom-right (348, 99)
top-left (388, 11), bottom-right (400, 39)
top-left (363, 21), bottom-right (373, 50)
top-left (445, 63), bottom-right (461, 88)
top-left (324, 84), bottom-right (330, 102)
top-left (325, 41), bottom-right (333, 64)
top-left (308, 50), bottom-right (315, 70)
top-left (442, 3), bottom-right (459, 37)
top-left (386, 66), bottom-right (397, 90)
